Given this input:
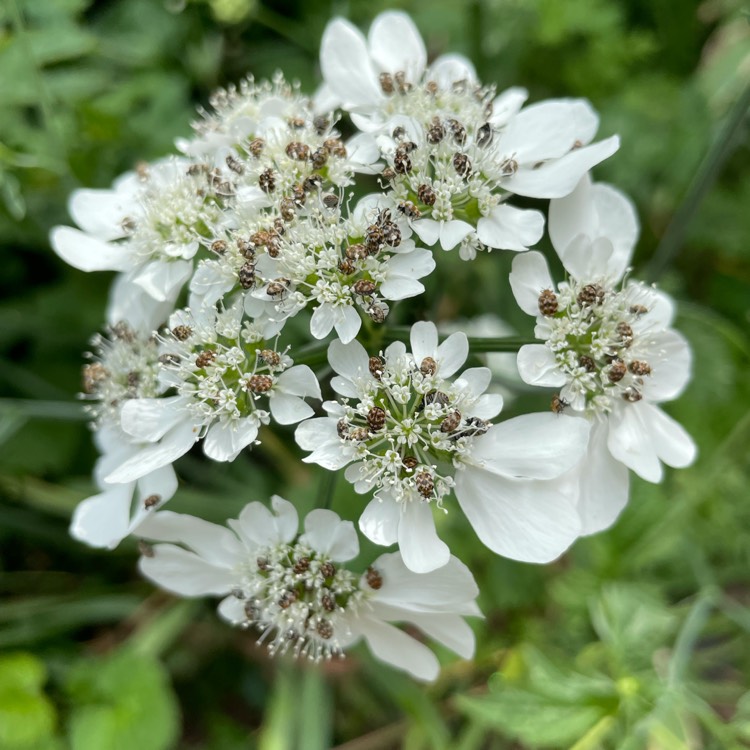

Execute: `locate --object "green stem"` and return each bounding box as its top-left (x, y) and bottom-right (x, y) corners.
top-left (317, 469), bottom-right (337, 511)
top-left (646, 80), bottom-right (750, 281)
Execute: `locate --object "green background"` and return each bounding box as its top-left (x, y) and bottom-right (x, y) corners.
top-left (1, 0), bottom-right (749, 747)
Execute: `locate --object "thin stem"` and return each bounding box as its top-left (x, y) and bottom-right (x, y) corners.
top-left (383, 328), bottom-right (534, 353)
top-left (646, 80), bottom-right (750, 281)
top-left (317, 469), bottom-right (337, 511)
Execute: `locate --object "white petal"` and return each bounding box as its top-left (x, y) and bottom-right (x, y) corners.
top-left (398, 500), bottom-right (450, 574)
top-left (359, 496), bottom-right (400, 546)
top-left (631, 401), bottom-right (696, 470)
top-left (411, 218), bottom-right (441, 246)
top-left (467, 393), bottom-right (504, 420)
top-left (379, 275), bottom-right (425, 300)
top-left (131, 259), bottom-right (193, 302)
top-left (120, 397), bottom-right (185, 442)
top-left (427, 54), bottom-right (477, 88)
top-left (439, 220), bottom-right (474, 250)
top-left (139, 544), bottom-right (234, 596)
top-left (558, 235), bottom-right (615, 281)
top-left (302, 440), bottom-right (354, 470)
top-left (310, 303), bottom-right (335, 340)
top-left (570, 422), bottom-right (630, 535)
top-left (105, 421), bottom-right (199, 483)
top-left (334, 305), bottom-right (363, 344)
top-left (236, 496), bottom-right (298, 547)
top-left (320, 18), bottom-right (382, 109)
top-left (398, 611), bottom-right (476, 659)
top-left (107, 273), bottom-right (172, 333)
top-left (137, 510), bottom-right (241, 565)
top-left (369, 11), bottom-right (426, 82)
top-left (269, 393), bottom-right (314, 425)
top-left (454, 470), bottom-right (581, 562)
top-left (476, 205), bottom-right (544, 251)
top-left (490, 86), bottom-right (528, 126)
top-left (607, 403), bottom-right (663, 482)
top-left (217, 596), bottom-right (246, 625)
top-left (436, 332), bottom-right (469, 378)
top-left (68, 188), bottom-right (129, 240)
top-left (369, 552), bottom-right (479, 611)
top-left (504, 136), bottom-right (620, 199)
top-left (69, 483), bottom-right (133, 549)
top-left (50, 226), bottom-right (132, 272)
top-left (516, 344), bottom-right (567, 387)
top-left (356, 616), bottom-right (439, 681)
top-left (276, 365), bottom-right (321, 399)
top-left (509, 251), bottom-right (554, 316)
top-left (301, 509), bottom-right (359, 561)
top-left (203, 417), bottom-right (259, 461)
top-left (642, 330), bottom-right (692, 402)
top-left (295, 418), bottom-right (338, 451)
top-left (328, 337), bottom-right (370, 381)
top-left (473, 413), bottom-right (590, 479)
top-left (410, 321), bottom-right (438, 364)
top-left (453, 367), bottom-right (492, 397)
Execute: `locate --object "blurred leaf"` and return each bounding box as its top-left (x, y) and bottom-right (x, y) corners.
top-left (0, 652), bottom-right (57, 749)
top-left (66, 649), bottom-right (179, 750)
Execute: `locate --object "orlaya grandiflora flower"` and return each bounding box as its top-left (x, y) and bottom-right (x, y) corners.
top-left (50, 157), bottom-right (229, 322)
top-left (248, 194), bottom-right (435, 344)
top-left (71, 321), bottom-right (178, 549)
top-left (509, 176), bottom-right (697, 534)
top-left (103, 301), bottom-right (321, 486)
top-left (295, 321), bottom-right (590, 574)
top-left (138, 495), bottom-right (481, 682)
top-left (317, 11), bottom-right (619, 259)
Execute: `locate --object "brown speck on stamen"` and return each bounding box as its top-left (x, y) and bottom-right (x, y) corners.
top-left (608, 359), bottom-right (627, 383)
top-left (420, 356), bottom-right (437, 376)
top-left (579, 355), bottom-right (596, 372)
top-left (258, 349), bottom-right (281, 367)
top-left (366, 566), bottom-right (383, 590)
top-left (353, 279), bottom-right (376, 296)
top-left (238, 261), bottom-right (256, 289)
top-left (441, 411), bottom-right (462, 432)
top-left (453, 152), bottom-right (471, 177)
top-left (320, 561), bottom-right (336, 579)
top-left (246, 374), bottom-right (274, 393)
top-left (316, 619), bottom-right (334, 640)
top-left (369, 356), bottom-right (385, 380)
top-left (248, 138), bottom-right (264, 157)
top-left (293, 557), bottom-right (310, 574)
top-left (616, 322), bottom-right (634, 347)
top-left (195, 350), bottom-right (216, 368)
top-left (225, 154), bottom-right (244, 174)
top-left (629, 360), bottom-right (652, 376)
top-left (379, 72), bottom-right (394, 94)
top-left (538, 289), bottom-right (558, 316)
top-left (258, 168), bottom-right (275, 193)
top-left (138, 540), bottom-right (155, 557)
top-left (367, 406), bottom-right (386, 432)
top-left (82, 362), bottom-right (108, 394)
top-left (171, 325), bottom-right (192, 341)
top-left (417, 184), bottom-right (436, 206)
top-left (415, 471), bottom-right (434, 498)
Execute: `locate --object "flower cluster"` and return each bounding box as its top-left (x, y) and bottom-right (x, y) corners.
top-left (51, 11), bottom-right (696, 680)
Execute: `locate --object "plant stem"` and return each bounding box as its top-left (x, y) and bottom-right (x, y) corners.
top-left (646, 80), bottom-right (750, 281)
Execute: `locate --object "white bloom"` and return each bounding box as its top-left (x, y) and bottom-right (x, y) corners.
top-left (296, 321), bottom-right (589, 573)
top-left (104, 303), bottom-right (321, 483)
top-left (50, 158), bottom-right (225, 321)
top-left (138, 496), bottom-right (480, 682)
top-left (509, 176), bottom-right (696, 533)
top-left (72, 324), bottom-right (178, 548)
top-left (318, 11), bottom-right (619, 258)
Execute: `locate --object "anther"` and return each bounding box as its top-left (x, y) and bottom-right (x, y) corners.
top-left (143, 494), bottom-right (160, 509)
top-left (538, 289), bottom-right (558, 316)
top-left (246, 374), bottom-right (274, 393)
top-left (415, 472), bottom-right (434, 498)
top-left (369, 356), bottom-right (385, 380)
top-left (367, 407), bottom-right (386, 432)
top-left (366, 566), bottom-right (383, 590)
top-left (420, 357), bottom-right (437, 376)
top-left (195, 350), bottom-right (216, 368)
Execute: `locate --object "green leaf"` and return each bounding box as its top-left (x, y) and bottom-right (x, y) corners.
top-left (0, 652), bottom-right (57, 748)
top-left (66, 649), bottom-right (179, 750)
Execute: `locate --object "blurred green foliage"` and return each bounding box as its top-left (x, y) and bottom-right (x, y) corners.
top-left (1, 0), bottom-right (749, 747)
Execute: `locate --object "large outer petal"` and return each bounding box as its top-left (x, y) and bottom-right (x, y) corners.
top-left (471, 413), bottom-right (590, 480)
top-left (139, 544), bottom-right (235, 596)
top-left (516, 344), bottom-right (566, 388)
top-left (397, 500), bottom-right (450, 574)
top-left (454, 470), bottom-right (581, 562)
top-left (359, 496), bottom-right (400, 546)
top-left (301, 509), bottom-right (359, 561)
top-left (477, 204), bottom-right (544, 251)
top-left (368, 11), bottom-right (426, 82)
top-left (509, 251), bottom-right (554, 316)
top-left (50, 227), bottom-right (132, 272)
top-left (320, 18), bottom-right (382, 109)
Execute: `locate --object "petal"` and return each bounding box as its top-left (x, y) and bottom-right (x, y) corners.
top-left (217, 595), bottom-right (246, 625)
top-left (489, 86), bottom-right (529, 126)
top-left (269, 393), bottom-right (314, 425)
top-left (69, 483), bottom-right (134, 549)
top-left (454, 470), bottom-right (581, 562)
top-left (427, 54), bottom-right (477, 89)
top-left (320, 18), bottom-right (382, 109)
top-left (516, 344), bottom-right (567, 387)
top-left (68, 188), bottom-right (129, 240)
top-left (328, 337), bottom-right (371, 381)
top-left (107, 273), bottom-right (172, 333)
top-left (472, 413), bottom-right (590, 479)
top-left (411, 218), bottom-right (441, 246)
top-left (440, 220), bottom-right (474, 250)
top-left (139, 544), bottom-right (235, 596)
top-left (467, 393), bottom-right (504, 420)
top-left (310, 303), bottom-right (335, 340)
top-left (131, 259), bottom-right (193, 302)
top-left (236, 497), bottom-right (299, 547)
top-left (509, 251), bottom-right (554, 316)
top-left (334, 305), bottom-right (362, 344)
top-left (476, 205), bottom-right (544, 251)
top-left (397, 611), bottom-right (476, 659)
top-left (368, 11), bottom-right (426, 81)
top-left (105, 421), bottom-right (199, 483)
top-left (642, 330), bottom-right (692, 402)
top-left (276, 365), bottom-right (321, 399)
top-left (607, 402), bottom-right (663, 482)
top-left (301, 509), bottom-right (359, 561)
top-left (295, 418), bottom-right (338, 451)
top-left (359, 496), bottom-right (400, 546)
top-left (436, 332), bottom-right (469, 378)
top-left (503, 136), bottom-right (620, 199)
top-left (557, 235), bottom-right (615, 281)
top-left (137, 510), bottom-right (241, 565)
top-left (270, 495), bottom-right (300, 543)
top-left (120, 397), bottom-right (185, 442)
top-left (453, 367), bottom-right (492, 397)
top-left (398, 500), bottom-right (450, 574)
top-left (203, 417), bottom-right (259, 461)
top-left (356, 616), bottom-right (439, 681)
top-left (50, 226), bottom-right (132, 272)
top-left (410, 321), bottom-right (438, 364)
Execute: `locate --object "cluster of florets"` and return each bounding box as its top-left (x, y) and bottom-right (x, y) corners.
top-left (51, 11), bottom-right (696, 681)
top-left (537, 279), bottom-right (660, 414)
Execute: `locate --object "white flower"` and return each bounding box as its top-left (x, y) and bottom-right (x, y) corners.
top-left (248, 194), bottom-right (435, 344)
top-left (71, 324), bottom-right (178, 548)
top-left (295, 321), bottom-right (590, 573)
top-left (137, 496), bottom-right (480, 682)
top-left (50, 158), bottom-right (224, 321)
top-left (318, 12), bottom-right (619, 258)
top-left (509, 176), bottom-right (696, 533)
top-left (104, 304), bottom-right (321, 484)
